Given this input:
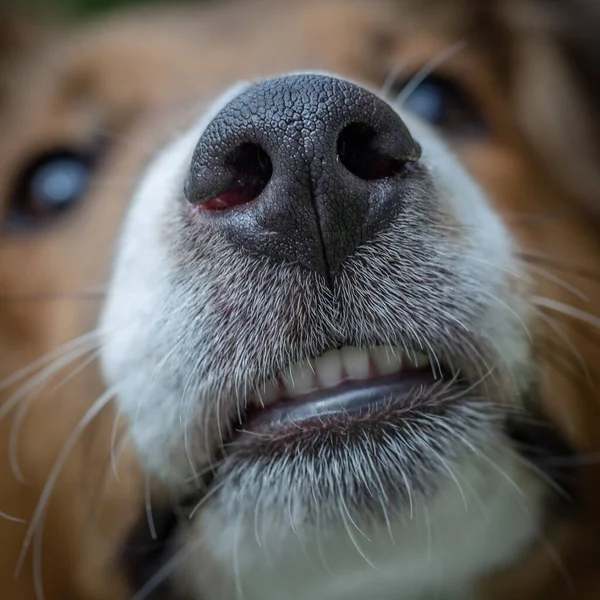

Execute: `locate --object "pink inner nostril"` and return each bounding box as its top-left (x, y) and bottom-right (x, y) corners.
top-left (203, 189), bottom-right (256, 210)
top-left (201, 143), bottom-right (272, 211)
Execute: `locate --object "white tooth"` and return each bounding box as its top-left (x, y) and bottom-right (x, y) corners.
top-left (411, 352), bottom-right (430, 369)
top-left (370, 346), bottom-right (404, 376)
top-left (315, 349), bottom-right (343, 388)
top-left (341, 347), bottom-right (370, 380)
top-left (282, 360), bottom-right (316, 397)
top-left (257, 379), bottom-right (279, 406)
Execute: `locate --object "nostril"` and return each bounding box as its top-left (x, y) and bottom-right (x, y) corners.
top-left (337, 123), bottom-right (408, 181)
top-left (202, 143), bottom-right (272, 211)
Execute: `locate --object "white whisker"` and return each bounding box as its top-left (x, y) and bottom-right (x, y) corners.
top-left (534, 296), bottom-right (600, 330)
top-left (188, 479), bottom-right (227, 519)
top-left (9, 348), bottom-right (102, 482)
top-left (339, 493), bottom-right (377, 569)
top-left (110, 410), bottom-right (126, 480)
top-left (524, 263), bottom-right (589, 302)
top-left (535, 310), bottom-right (592, 383)
top-left (380, 63), bottom-right (405, 98)
top-left (33, 513), bottom-right (46, 600)
top-left (0, 330), bottom-right (100, 394)
top-left (14, 386), bottom-right (116, 578)
top-left (0, 510), bottom-right (25, 523)
top-left (396, 41), bottom-right (466, 106)
top-left (130, 538), bottom-right (200, 600)
top-left (145, 473), bottom-right (157, 541)
top-left (0, 340), bottom-right (99, 423)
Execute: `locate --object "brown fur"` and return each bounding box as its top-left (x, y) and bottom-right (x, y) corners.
top-left (1, 0), bottom-right (599, 597)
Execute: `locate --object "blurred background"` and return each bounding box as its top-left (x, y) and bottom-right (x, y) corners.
top-left (13, 0), bottom-right (208, 18)
top-left (58, 0), bottom-right (199, 16)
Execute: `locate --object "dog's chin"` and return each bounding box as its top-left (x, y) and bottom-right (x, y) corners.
top-left (123, 365), bottom-right (551, 600)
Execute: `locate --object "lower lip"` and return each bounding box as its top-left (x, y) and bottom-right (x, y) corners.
top-left (237, 369), bottom-right (440, 435)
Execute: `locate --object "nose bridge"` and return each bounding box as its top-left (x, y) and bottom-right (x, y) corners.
top-left (186, 74), bottom-right (420, 280)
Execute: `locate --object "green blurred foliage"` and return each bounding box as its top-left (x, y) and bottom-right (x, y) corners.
top-left (58, 0), bottom-right (162, 14)
top-left (47, 0), bottom-right (206, 18)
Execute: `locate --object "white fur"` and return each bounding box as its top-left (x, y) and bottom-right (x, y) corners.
top-left (179, 439), bottom-right (543, 600)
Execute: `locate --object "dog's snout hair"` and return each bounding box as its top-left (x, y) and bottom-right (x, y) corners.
top-left (2, 1), bottom-right (600, 599)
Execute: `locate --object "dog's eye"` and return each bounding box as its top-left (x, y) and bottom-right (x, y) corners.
top-left (395, 74), bottom-right (487, 138)
top-left (7, 150), bottom-right (93, 229)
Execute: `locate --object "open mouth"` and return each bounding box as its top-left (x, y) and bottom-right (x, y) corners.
top-left (236, 346), bottom-right (453, 437)
top-left (186, 343), bottom-right (484, 525)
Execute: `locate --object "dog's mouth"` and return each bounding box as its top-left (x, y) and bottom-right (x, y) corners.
top-left (236, 346), bottom-right (448, 437)
top-left (165, 340), bottom-right (488, 541)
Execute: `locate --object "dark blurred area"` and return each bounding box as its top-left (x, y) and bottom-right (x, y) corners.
top-left (57, 0), bottom-right (179, 16)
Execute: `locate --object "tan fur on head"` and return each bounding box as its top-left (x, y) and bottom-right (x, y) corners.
top-left (0, 1), bottom-right (600, 598)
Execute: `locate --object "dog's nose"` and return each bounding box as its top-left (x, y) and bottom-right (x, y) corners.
top-left (185, 74), bottom-right (420, 279)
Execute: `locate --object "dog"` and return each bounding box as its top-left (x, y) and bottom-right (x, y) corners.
top-left (1, 0), bottom-right (600, 598)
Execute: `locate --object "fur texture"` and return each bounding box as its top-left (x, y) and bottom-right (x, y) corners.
top-left (0, 1), bottom-right (599, 599)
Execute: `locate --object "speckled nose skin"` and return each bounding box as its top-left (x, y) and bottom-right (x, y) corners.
top-left (186, 74), bottom-right (422, 281)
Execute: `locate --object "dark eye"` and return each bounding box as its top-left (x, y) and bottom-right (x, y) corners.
top-left (394, 74), bottom-right (488, 139)
top-left (7, 150), bottom-right (93, 230)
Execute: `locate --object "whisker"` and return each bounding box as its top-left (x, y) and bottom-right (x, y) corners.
top-left (379, 63), bottom-right (405, 98)
top-left (0, 510), bottom-right (25, 523)
top-left (467, 439), bottom-right (575, 591)
top-left (145, 474), bottom-right (158, 541)
top-left (519, 251), bottom-right (600, 284)
top-left (338, 493), bottom-right (378, 569)
top-left (453, 435), bottom-right (527, 498)
top-left (33, 513), bottom-right (46, 600)
top-left (508, 447), bottom-right (571, 500)
top-left (534, 296), bottom-right (600, 330)
top-left (182, 459), bottom-right (226, 484)
top-left (188, 478), bottom-right (227, 519)
top-left (0, 340), bottom-right (100, 453)
top-left (14, 386), bottom-right (117, 578)
top-left (129, 536), bottom-right (202, 600)
top-left (470, 255), bottom-right (534, 284)
top-left (396, 41), bottom-right (466, 106)
top-left (534, 312), bottom-right (592, 384)
top-left (480, 289), bottom-right (533, 341)
top-left (48, 349), bottom-right (102, 395)
top-left (502, 211), bottom-right (593, 223)
top-left (360, 431), bottom-right (395, 544)
top-left (523, 262), bottom-right (589, 302)
top-left (8, 348), bottom-right (102, 482)
top-left (110, 411), bottom-right (129, 480)
top-left (0, 330), bottom-right (100, 393)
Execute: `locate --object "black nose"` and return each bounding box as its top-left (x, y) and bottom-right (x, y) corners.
top-left (185, 74), bottom-right (421, 280)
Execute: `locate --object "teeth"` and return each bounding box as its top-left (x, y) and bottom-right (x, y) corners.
top-left (257, 346), bottom-right (431, 403)
top-left (341, 347), bottom-right (370, 381)
top-left (315, 349), bottom-right (343, 388)
top-left (370, 346), bottom-right (404, 376)
top-left (282, 360), bottom-right (316, 398)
